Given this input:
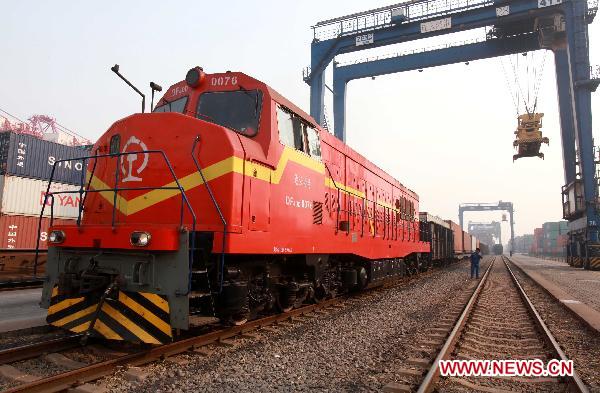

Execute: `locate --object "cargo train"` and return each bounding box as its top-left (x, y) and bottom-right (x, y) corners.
top-left (39, 68), bottom-right (482, 344)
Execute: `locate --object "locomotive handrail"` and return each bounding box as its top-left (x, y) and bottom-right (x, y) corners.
top-left (34, 150), bottom-right (198, 290)
top-left (191, 135), bottom-right (228, 294)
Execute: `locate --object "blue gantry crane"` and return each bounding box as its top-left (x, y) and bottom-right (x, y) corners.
top-left (304, 0), bottom-right (599, 268)
top-left (460, 202), bottom-right (515, 254)
top-left (468, 221), bottom-right (503, 249)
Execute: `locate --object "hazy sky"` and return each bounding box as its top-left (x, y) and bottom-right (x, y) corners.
top-left (1, 1), bottom-right (598, 243)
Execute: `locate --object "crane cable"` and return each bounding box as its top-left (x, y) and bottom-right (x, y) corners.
top-left (500, 57), bottom-right (521, 116)
top-left (501, 51), bottom-right (548, 116)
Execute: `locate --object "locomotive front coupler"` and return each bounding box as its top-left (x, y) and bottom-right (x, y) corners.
top-left (59, 255), bottom-right (119, 299)
top-left (80, 278), bottom-right (120, 346)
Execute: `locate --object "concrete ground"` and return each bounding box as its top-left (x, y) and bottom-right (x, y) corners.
top-left (510, 254), bottom-right (600, 333)
top-left (0, 289), bottom-right (46, 333)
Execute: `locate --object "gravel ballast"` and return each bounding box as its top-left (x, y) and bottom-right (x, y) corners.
top-left (100, 259), bottom-right (487, 392)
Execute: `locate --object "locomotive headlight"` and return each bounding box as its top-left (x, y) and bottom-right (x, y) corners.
top-left (131, 231), bottom-right (151, 247)
top-left (48, 230), bottom-right (66, 244)
top-left (185, 66), bottom-right (205, 87)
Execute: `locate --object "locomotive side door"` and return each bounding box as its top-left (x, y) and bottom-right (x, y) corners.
top-left (248, 161), bottom-right (271, 231)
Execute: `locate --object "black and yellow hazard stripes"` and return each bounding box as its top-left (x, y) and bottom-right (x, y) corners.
top-left (573, 257), bottom-right (583, 267)
top-left (588, 257), bottom-right (600, 270)
top-left (47, 287), bottom-right (172, 344)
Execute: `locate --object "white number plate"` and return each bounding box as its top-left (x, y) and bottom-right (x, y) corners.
top-left (420, 17), bottom-right (452, 33)
top-left (355, 33), bottom-right (374, 46)
top-left (210, 76), bottom-right (238, 86)
top-left (538, 0), bottom-right (562, 7)
top-left (496, 6), bottom-right (510, 16)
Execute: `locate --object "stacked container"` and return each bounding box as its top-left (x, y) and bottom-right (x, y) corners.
top-left (541, 221), bottom-right (568, 256)
top-left (0, 131), bottom-right (89, 250)
top-left (528, 221), bottom-right (568, 257)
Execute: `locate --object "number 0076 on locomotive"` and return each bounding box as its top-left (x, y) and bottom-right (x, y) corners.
top-left (40, 67), bottom-right (430, 344)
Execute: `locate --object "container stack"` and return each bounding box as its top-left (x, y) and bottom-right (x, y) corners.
top-left (542, 221), bottom-right (568, 256)
top-left (531, 228), bottom-right (544, 255)
top-left (513, 234), bottom-right (534, 253)
top-left (528, 221), bottom-right (568, 257)
top-left (0, 131), bottom-right (89, 250)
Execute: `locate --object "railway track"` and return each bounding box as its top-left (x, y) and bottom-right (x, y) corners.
top-left (0, 280), bottom-right (43, 292)
top-left (0, 261), bottom-right (444, 393)
top-left (0, 250), bottom-right (46, 292)
top-left (394, 255), bottom-right (588, 393)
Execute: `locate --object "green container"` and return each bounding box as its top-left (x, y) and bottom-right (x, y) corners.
top-left (543, 222), bottom-right (560, 232)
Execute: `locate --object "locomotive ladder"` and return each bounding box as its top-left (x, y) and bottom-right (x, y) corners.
top-left (189, 135), bottom-right (228, 316)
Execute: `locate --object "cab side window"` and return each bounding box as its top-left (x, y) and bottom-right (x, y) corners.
top-left (277, 107), bottom-right (296, 149)
top-left (305, 126), bottom-right (321, 159)
top-left (277, 106), bottom-right (321, 161)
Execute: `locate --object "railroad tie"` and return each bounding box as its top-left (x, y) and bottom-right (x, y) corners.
top-left (0, 364), bottom-right (41, 383)
top-left (239, 332), bottom-right (261, 340)
top-left (191, 347), bottom-right (213, 356)
top-left (216, 338), bottom-right (237, 347)
top-left (398, 368), bottom-right (424, 378)
top-left (164, 356), bottom-right (190, 366)
top-left (44, 353), bottom-right (87, 370)
top-left (123, 366), bottom-right (149, 382)
top-left (66, 383), bottom-right (109, 393)
top-left (406, 358), bottom-right (431, 368)
top-left (382, 382), bottom-right (412, 393)
top-left (259, 326), bottom-right (279, 333)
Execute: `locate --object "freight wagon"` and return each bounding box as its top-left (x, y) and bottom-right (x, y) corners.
top-left (492, 244), bottom-right (504, 255)
top-left (419, 212), bottom-right (454, 267)
top-left (446, 220), bottom-right (473, 258)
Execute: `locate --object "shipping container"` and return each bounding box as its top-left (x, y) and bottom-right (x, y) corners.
top-left (557, 234), bottom-right (568, 247)
top-left (0, 175), bottom-right (81, 219)
top-left (0, 214), bottom-right (75, 249)
top-left (0, 131), bottom-right (89, 185)
top-left (471, 235), bottom-right (477, 252)
top-left (463, 232), bottom-right (472, 253)
top-left (446, 220), bottom-right (464, 254)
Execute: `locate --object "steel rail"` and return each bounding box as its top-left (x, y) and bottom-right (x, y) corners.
top-left (0, 335), bottom-right (83, 365)
top-left (417, 256), bottom-right (495, 393)
top-left (3, 296), bottom-right (348, 393)
top-left (0, 280), bottom-right (43, 292)
top-left (503, 256), bottom-right (589, 393)
top-left (2, 259), bottom-right (449, 392)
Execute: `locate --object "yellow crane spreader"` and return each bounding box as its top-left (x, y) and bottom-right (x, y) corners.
top-left (513, 113), bottom-right (549, 161)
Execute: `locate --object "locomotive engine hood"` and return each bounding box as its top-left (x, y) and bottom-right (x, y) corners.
top-left (50, 112), bottom-right (245, 251)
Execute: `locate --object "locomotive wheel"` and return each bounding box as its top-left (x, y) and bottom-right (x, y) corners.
top-left (356, 267), bottom-right (368, 290)
top-left (276, 284), bottom-right (297, 312)
top-left (228, 311), bottom-right (250, 326)
top-left (313, 285), bottom-right (327, 304)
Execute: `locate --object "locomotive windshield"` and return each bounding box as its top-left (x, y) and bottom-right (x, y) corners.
top-left (153, 96), bottom-right (188, 113)
top-left (195, 90), bottom-right (262, 137)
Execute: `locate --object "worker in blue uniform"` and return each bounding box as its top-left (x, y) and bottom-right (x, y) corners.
top-left (470, 248), bottom-right (483, 279)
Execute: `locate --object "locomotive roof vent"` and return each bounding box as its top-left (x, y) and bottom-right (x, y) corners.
top-left (186, 66), bottom-right (205, 88)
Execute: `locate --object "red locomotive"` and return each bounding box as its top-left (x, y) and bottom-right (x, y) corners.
top-left (40, 67), bottom-right (470, 344)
